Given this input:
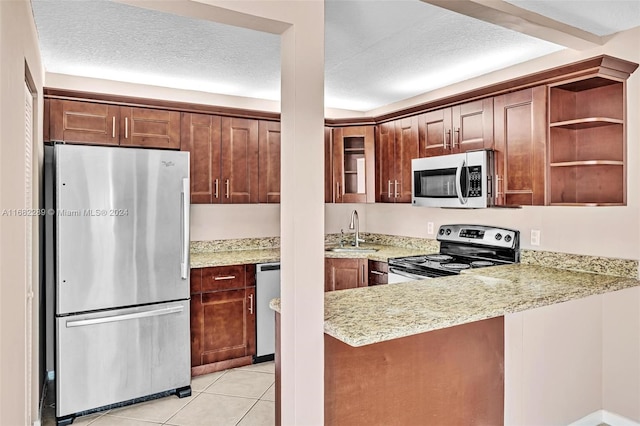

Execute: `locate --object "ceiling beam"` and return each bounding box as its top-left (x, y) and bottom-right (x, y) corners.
top-left (422, 0), bottom-right (603, 50)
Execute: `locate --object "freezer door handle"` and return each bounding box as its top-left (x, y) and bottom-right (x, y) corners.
top-left (65, 305), bottom-right (184, 328)
top-left (181, 178), bottom-right (190, 280)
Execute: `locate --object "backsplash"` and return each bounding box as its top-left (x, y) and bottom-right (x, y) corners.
top-left (521, 250), bottom-right (638, 279)
top-left (191, 234), bottom-right (638, 278)
top-left (190, 237), bottom-right (280, 253)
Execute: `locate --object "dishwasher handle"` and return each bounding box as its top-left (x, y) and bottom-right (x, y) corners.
top-left (258, 263), bottom-right (281, 272)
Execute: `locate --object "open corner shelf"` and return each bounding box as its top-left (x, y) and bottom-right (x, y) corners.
top-left (547, 74), bottom-right (626, 206)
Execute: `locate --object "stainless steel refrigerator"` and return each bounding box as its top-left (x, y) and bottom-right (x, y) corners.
top-left (45, 144), bottom-right (191, 425)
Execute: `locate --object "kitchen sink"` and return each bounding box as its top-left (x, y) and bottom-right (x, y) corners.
top-left (325, 247), bottom-right (378, 253)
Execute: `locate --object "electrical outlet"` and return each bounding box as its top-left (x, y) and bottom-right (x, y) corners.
top-left (427, 222), bottom-right (434, 235)
top-left (530, 229), bottom-right (541, 246)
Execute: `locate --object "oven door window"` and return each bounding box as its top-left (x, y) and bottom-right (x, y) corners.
top-left (414, 167), bottom-right (468, 199)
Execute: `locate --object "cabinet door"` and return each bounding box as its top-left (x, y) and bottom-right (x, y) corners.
top-left (258, 121), bottom-right (281, 203)
top-left (325, 258), bottom-right (367, 292)
top-left (333, 126), bottom-right (375, 203)
top-left (325, 127), bottom-right (333, 203)
top-left (452, 99), bottom-right (494, 153)
top-left (419, 109), bottom-right (452, 157)
top-left (181, 113), bottom-right (222, 204)
top-left (199, 288), bottom-right (256, 365)
top-left (376, 122), bottom-right (396, 203)
top-left (120, 106), bottom-right (181, 149)
top-left (393, 116), bottom-right (419, 203)
top-left (49, 99), bottom-right (120, 145)
top-left (221, 117), bottom-right (259, 204)
top-left (493, 87), bottom-right (547, 206)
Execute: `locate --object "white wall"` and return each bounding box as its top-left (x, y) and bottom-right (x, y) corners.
top-left (0, 0), bottom-right (44, 424)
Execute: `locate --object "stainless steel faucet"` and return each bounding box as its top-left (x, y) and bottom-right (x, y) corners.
top-left (349, 209), bottom-right (365, 247)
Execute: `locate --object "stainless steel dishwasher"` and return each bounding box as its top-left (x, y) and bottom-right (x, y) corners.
top-left (255, 262), bottom-right (281, 362)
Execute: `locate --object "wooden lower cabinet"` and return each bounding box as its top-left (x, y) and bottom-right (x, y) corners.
top-left (274, 314), bottom-right (504, 426)
top-left (367, 260), bottom-right (388, 285)
top-left (325, 258), bottom-right (368, 291)
top-left (191, 265), bottom-right (256, 376)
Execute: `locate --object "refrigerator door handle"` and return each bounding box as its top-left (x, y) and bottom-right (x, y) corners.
top-left (181, 178), bottom-right (190, 280)
top-left (66, 305), bottom-right (184, 328)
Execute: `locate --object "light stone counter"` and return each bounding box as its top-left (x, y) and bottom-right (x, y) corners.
top-left (190, 242), bottom-right (436, 268)
top-left (272, 264), bottom-right (640, 347)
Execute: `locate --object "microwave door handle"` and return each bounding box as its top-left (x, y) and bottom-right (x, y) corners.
top-left (455, 159), bottom-right (468, 205)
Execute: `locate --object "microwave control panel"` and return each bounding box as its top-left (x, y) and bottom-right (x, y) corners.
top-left (468, 166), bottom-right (482, 197)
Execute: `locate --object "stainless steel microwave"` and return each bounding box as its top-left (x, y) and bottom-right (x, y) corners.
top-left (411, 149), bottom-right (495, 208)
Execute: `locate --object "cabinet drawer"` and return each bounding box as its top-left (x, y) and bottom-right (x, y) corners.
top-left (201, 265), bottom-right (247, 292)
top-left (368, 260), bottom-right (388, 286)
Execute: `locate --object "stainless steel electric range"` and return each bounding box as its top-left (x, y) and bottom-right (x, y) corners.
top-left (388, 224), bottom-right (520, 283)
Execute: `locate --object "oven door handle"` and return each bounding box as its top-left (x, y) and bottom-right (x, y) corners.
top-left (389, 267), bottom-right (429, 281)
top-left (455, 159), bottom-right (468, 205)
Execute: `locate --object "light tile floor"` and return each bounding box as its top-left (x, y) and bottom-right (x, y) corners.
top-left (43, 362), bottom-right (275, 426)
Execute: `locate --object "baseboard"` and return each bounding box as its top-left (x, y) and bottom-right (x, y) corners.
top-left (569, 410), bottom-right (640, 426)
top-left (603, 411), bottom-right (640, 426)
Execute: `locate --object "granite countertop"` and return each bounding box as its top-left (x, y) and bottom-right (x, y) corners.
top-left (272, 264), bottom-right (640, 347)
top-left (191, 243), bottom-right (435, 268)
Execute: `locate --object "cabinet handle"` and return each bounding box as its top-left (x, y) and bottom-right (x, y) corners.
top-left (453, 127), bottom-right (460, 148)
top-left (336, 181), bottom-right (340, 200)
top-left (370, 270), bottom-right (385, 276)
top-left (214, 179), bottom-right (219, 199)
top-left (125, 117), bottom-right (129, 139)
top-left (444, 130), bottom-right (451, 149)
top-left (248, 294), bottom-right (254, 314)
top-left (362, 264), bottom-right (365, 284)
top-left (112, 117), bottom-right (116, 138)
top-left (496, 175), bottom-right (504, 204)
top-left (225, 179), bottom-right (230, 199)
top-left (213, 275), bottom-right (236, 281)
top-left (394, 180), bottom-right (399, 198)
top-left (387, 180), bottom-right (392, 198)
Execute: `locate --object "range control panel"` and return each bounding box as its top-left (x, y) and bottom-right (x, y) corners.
top-left (437, 224), bottom-right (519, 249)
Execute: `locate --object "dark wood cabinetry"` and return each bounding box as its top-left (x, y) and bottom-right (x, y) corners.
top-left (419, 99), bottom-right (493, 157)
top-left (325, 258), bottom-right (368, 292)
top-left (368, 260), bottom-right (388, 286)
top-left (325, 127), bottom-right (334, 203)
top-left (119, 106), bottom-right (181, 149)
top-left (49, 99), bottom-right (181, 149)
top-left (258, 121), bottom-right (281, 203)
top-left (49, 99), bottom-right (120, 146)
top-left (548, 77), bottom-right (626, 205)
top-left (331, 126), bottom-right (375, 203)
top-left (191, 264), bottom-right (256, 376)
top-left (376, 117), bottom-right (419, 203)
top-left (181, 114), bottom-right (260, 204)
top-left (493, 87), bottom-right (547, 206)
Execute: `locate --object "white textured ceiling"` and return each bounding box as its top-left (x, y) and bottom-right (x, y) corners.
top-left (31, 0), bottom-right (640, 112)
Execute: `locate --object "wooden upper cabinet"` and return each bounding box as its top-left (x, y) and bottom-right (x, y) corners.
top-left (221, 117), bottom-right (259, 204)
top-left (493, 87), bottom-right (547, 206)
top-left (453, 99), bottom-right (493, 153)
top-left (331, 126), bottom-right (375, 203)
top-left (181, 113), bottom-right (221, 204)
top-left (419, 108), bottom-right (451, 157)
top-left (393, 116), bottom-right (420, 203)
top-left (375, 122), bottom-right (395, 203)
top-left (258, 121), bottom-right (281, 203)
top-left (49, 99), bottom-right (120, 146)
top-left (419, 99), bottom-right (493, 157)
top-left (325, 258), bottom-right (368, 292)
top-left (120, 106), bottom-right (181, 149)
top-left (49, 99), bottom-right (181, 149)
top-left (376, 117), bottom-right (418, 203)
top-left (325, 127), bottom-right (333, 203)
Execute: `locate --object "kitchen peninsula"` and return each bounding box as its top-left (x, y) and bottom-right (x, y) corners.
top-left (271, 263), bottom-right (640, 425)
